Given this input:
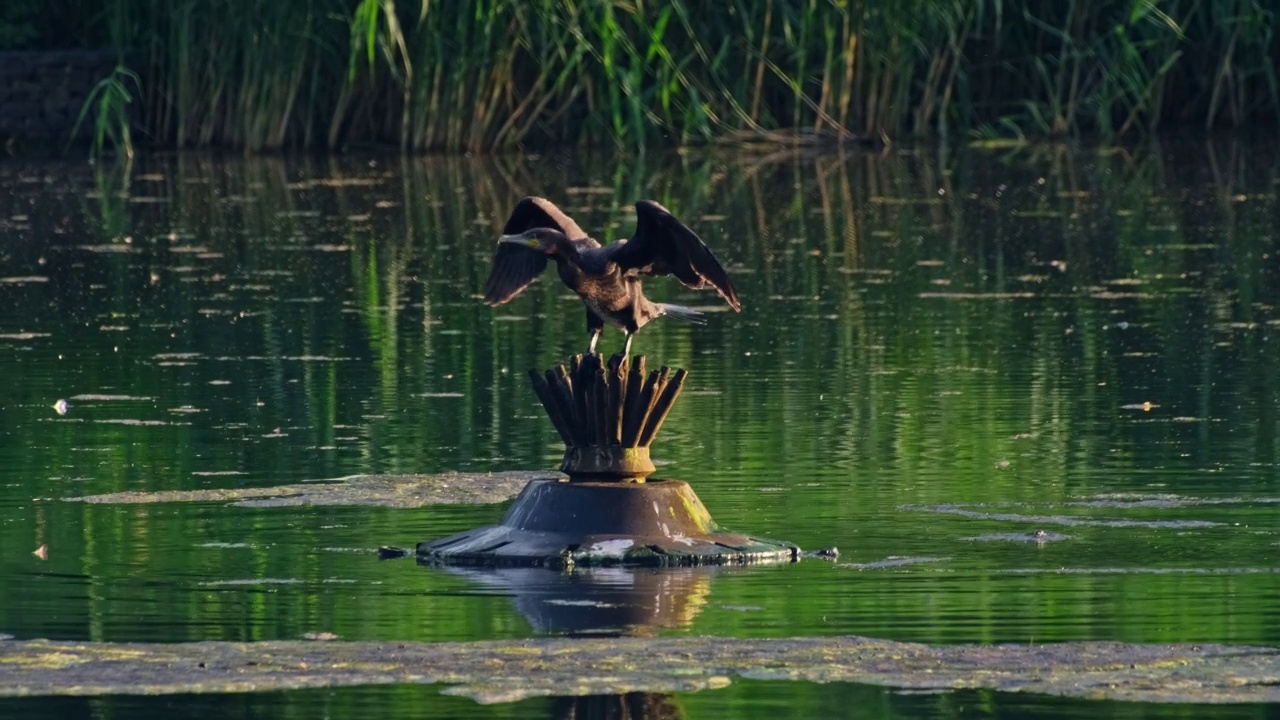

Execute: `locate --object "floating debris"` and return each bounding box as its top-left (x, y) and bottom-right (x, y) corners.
top-left (963, 532), bottom-right (1070, 544)
top-left (198, 578), bottom-right (303, 587)
top-left (918, 292), bottom-right (1037, 299)
top-left (1069, 493), bottom-right (1280, 509)
top-left (32, 545), bottom-right (47, 560)
top-left (839, 556), bottom-right (948, 570)
top-left (900, 503), bottom-right (1219, 529)
top-left (1121, 402), bottom-right (1158, 411)
top-left (92, 419), bottom-right (188, 427)
top-left (998, 567), bottom-right (1280, 576)
top-left (52, 399), bottom-right (68, 416)
top-left (378, 546), bottom-right (411, 560)
top-left (805, 547), bottom-right (840, 560)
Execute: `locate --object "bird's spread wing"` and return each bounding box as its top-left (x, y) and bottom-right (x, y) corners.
top-left (610, 200), bottom-right (741, 311)
top-left (503, 196), bottom-right (590, 241)
top-left (483, 242), bottom-right (548, 306)
top-left (482, 197), bottom-right (584, 306)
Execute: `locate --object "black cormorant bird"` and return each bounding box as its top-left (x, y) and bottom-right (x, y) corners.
top-left (482, 197), bottom-right (741, 356)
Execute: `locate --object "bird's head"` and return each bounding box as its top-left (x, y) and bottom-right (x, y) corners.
top-left (498, 227), bottom-right (568, 254)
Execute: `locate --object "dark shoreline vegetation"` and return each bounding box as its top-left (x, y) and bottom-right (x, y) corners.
top-left (1, 0), bottom-right (1278, 154)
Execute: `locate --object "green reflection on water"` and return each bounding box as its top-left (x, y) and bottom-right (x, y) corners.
top-left (0, 141), bottom-right (1278, 716)
top-left (0, 681), bottom-right (1272, 720)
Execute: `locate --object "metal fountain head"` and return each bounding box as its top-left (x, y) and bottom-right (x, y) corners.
top-left (529, 352), bottom-right (686, 482)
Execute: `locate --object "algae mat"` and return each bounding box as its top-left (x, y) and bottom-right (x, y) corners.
top-left (64, 471), bottom-right (545, 507)
top-left (1, 636), bottom-right (1278, 704)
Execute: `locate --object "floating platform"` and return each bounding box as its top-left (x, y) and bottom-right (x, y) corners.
top-left (418, 477), bottom-right (798, 567)
top-left (417, 354), bottom-right (798, 568)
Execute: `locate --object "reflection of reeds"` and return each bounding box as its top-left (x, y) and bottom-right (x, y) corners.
top-left (60, 0), bottom-right (1279, 152)
top-left (9, 141), bottom-right (1277, 496)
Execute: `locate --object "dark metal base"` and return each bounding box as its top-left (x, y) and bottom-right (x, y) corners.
top-left (417, 478), bottom-right (799, 568)
top-left (561, 444), bottom-right (654, 479)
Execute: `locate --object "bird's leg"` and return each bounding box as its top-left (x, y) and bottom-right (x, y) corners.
top-left (584, 306), bottom-right (605, 356)
top-left (622, 333), bottom-right (634, 360)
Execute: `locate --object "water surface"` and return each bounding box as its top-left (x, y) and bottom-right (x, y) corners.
top-left (1, 141), bottom-right (1278, 718)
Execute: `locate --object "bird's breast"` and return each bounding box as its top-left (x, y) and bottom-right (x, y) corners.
top-left (575, 277), bottom-right (662, 334)
top-left (578, 282), bottom-right (630, 323)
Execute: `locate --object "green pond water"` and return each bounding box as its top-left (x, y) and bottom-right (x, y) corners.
top-left (1, 141), bottom-right (1278, 718)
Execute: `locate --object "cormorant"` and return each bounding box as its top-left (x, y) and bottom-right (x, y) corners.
top-left (482, 197), bottom-right (741, 356)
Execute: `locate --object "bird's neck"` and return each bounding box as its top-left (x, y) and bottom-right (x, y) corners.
top-left (551, 237), bottom-right (583, 264)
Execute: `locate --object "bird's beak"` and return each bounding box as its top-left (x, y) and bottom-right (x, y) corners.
top-left (499, 233), bottom-right (539, 248)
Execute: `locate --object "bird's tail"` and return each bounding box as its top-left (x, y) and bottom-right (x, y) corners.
top-left (657, 303), bottom-right (707, 325)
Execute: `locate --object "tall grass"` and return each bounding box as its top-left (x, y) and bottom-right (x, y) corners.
top-left (58, 0), bottom-right (1280, 151)
top-left (68, 64), bottom-right (140, 159)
